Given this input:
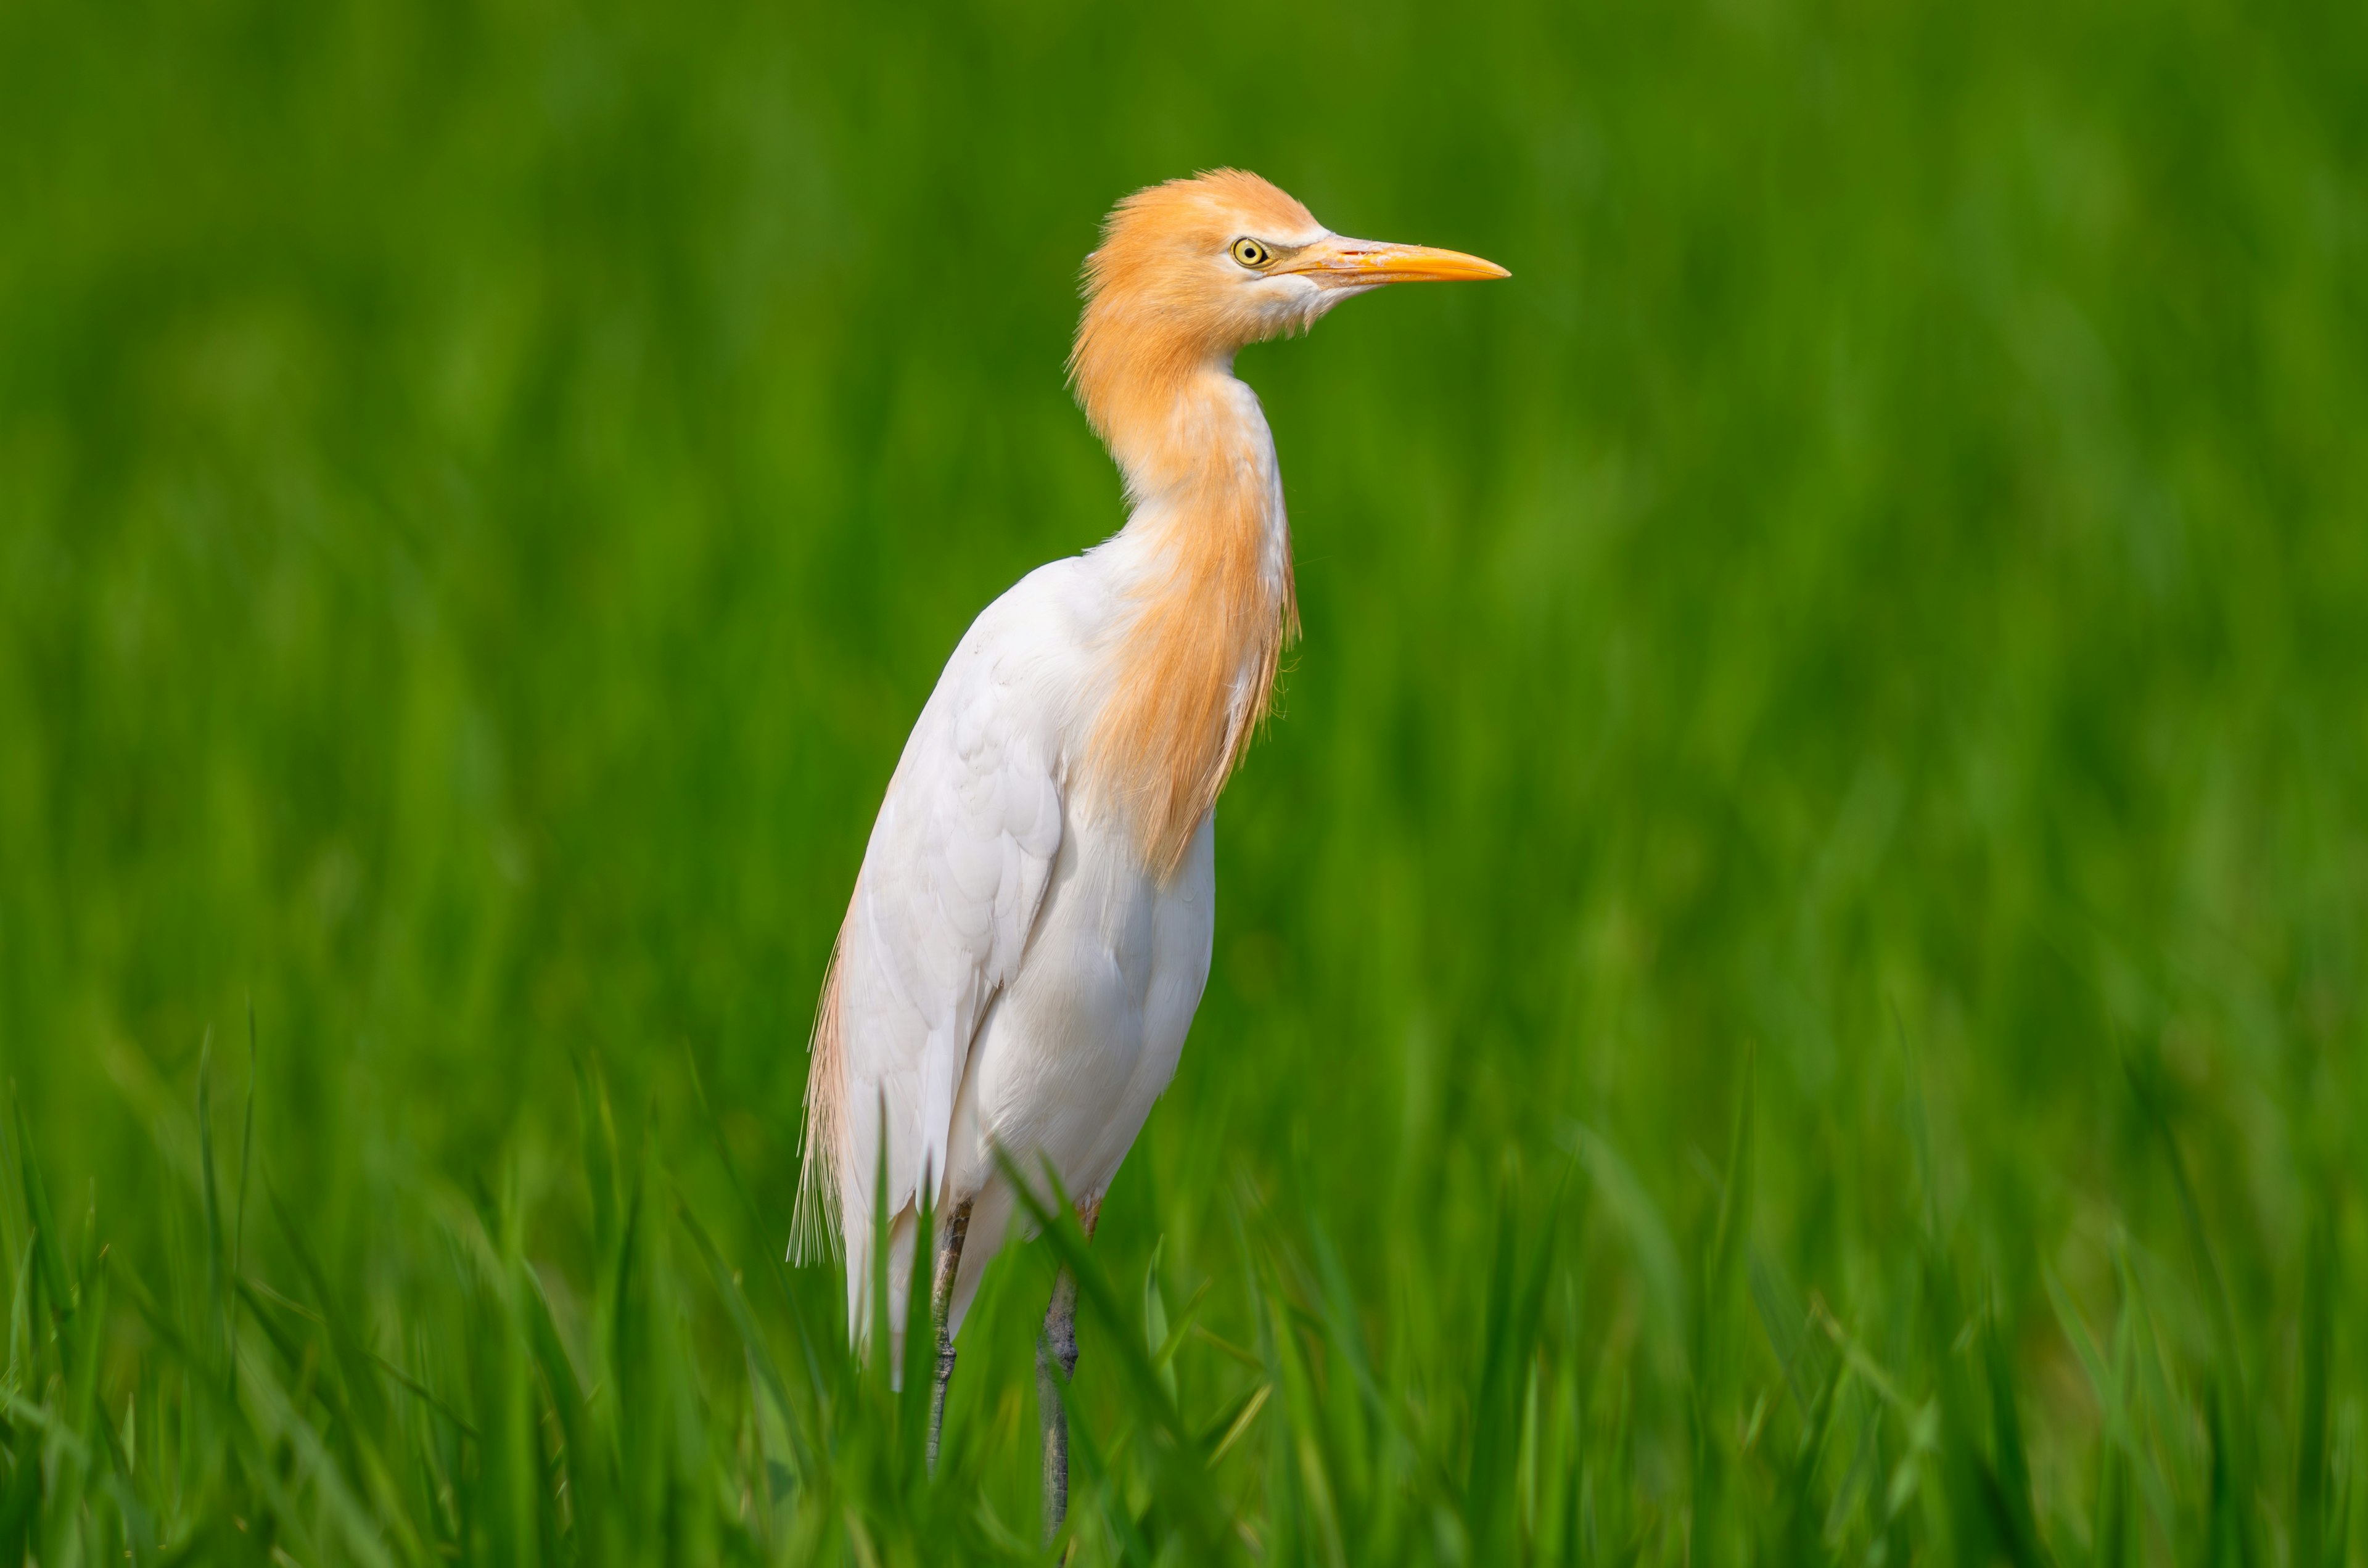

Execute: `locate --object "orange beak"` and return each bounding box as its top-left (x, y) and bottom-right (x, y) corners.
top-left (1280, 235), bottom-right (1511, 285)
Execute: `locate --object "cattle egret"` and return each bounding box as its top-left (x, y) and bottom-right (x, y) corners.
top-left (794, 169), bottom-right (1506, 1535)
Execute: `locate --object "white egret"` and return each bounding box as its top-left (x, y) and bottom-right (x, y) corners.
top-left (794, 168), bottom-right (1506, 1534)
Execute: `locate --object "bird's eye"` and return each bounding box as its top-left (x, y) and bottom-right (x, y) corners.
top-left (1230, 237), bottom-right (1273, 269)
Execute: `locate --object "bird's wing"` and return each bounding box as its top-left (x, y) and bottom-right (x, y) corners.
top-left (797, 597), bottom-right (1065, 1275)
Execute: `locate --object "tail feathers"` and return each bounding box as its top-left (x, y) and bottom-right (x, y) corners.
top-left (790, 923), bottom-right (850, 1265)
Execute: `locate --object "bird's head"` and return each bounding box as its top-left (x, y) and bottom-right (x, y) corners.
top-left (1069, 170), bottom-right (1507, 460)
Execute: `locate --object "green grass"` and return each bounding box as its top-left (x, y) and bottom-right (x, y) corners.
top-left (3, 0), bottom-right (2366, 1561)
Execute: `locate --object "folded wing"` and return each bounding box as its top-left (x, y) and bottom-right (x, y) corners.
top-left (795, 620), bottom-right (1065, 1340)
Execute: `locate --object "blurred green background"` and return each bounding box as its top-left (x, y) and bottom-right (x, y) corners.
top-left (2, 0), bottom-right (2364, 1561)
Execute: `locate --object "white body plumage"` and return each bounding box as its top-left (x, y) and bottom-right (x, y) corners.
top-left (805, 372), bottom-right (1289, 1346)
top-left (791, 173), bottom-right (1504, 1386)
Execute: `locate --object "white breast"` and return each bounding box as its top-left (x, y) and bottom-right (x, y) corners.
top-left (810, 366), bottom-right (1288, 1351)
top-left (818, 546), bottom-right (1222, 1347)
top-left (938, 804), bottom-right (1215, 1329)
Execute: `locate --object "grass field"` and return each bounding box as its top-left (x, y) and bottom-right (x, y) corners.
top-left (4, 0), bottom-right (2366, 1561)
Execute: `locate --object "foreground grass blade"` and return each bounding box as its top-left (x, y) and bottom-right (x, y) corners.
top-left (1003, 1149), bottom-right (1233, 1560)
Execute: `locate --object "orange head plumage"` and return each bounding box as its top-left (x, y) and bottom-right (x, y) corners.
top-left (1068, 170), bottom-right (1508, 486)
top-left (1069, 171), bottom-right (1507, 879)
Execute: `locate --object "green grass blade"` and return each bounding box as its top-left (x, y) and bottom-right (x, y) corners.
top-left (12, 1088), bottom-right (77, 1334)
top-left (2296, 1197), bottom-right (2333, 1568)
top-left (1982, 1296), bottom-right (2051, 1568)
top-left (1003, 1149), bottom-right (1230, 1559)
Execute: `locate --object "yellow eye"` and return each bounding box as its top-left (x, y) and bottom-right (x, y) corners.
top-left (1230, 237), bottom-right (1273, 269)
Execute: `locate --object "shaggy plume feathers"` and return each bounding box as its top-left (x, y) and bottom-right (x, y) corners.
top-left (1068, 171), bottom-right (1309, 874)
top-left (790, 919), bottom-right (848, 1263)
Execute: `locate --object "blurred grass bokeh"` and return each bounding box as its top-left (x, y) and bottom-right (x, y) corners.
top-left (3, 0), bottom-right (2366, 1560)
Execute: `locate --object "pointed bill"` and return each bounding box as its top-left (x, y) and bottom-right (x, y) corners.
top-left (1280, 236), bottom-right (1511, 285)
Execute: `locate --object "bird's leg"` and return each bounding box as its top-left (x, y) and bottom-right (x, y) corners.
top-left (1037, 1268), bottom-right (1080, 1541)
top-left (926, 1194), bottom-right (974, 1476)
top-left (1038, 1193), bottom-right (1101, 1547)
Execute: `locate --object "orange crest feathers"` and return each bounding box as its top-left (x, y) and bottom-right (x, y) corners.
top-left (1068, 171), bottom-right (1322, 482)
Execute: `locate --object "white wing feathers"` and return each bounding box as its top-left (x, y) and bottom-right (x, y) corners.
top-left (808, 610), bottom-right (1065, 1318)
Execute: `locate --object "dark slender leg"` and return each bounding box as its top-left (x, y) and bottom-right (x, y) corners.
top-left (1038, 1196), bottom-right (1101, 1546)
top-left (1037, 1268), bottom-right (1079, 1537)
top-left (926, 1195), bottom-right (974, 1475)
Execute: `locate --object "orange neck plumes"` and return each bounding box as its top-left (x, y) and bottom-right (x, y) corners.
top-left (1066, 171), bottom-right (1327, 877)
top-left (1072, 345), bottom-right (1299, 880)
